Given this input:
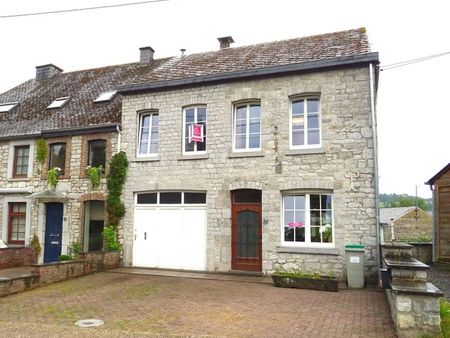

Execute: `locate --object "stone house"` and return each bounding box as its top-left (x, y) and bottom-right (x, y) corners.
top-left (426, 162), bottom-right (450, 262)
top-left (380, 207), bottom-right (432, 242)
top-left (117, 28), bottom-right (380, 281)
top-left (0, 63), bottom-right (151, 263)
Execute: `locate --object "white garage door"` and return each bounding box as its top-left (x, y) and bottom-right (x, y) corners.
top-left (133, 192), bottom-right (207, 271)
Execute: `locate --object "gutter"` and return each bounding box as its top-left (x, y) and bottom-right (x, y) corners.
top-left (41, 123), bottom-right (119, 137)
top-left (369, 63), bottom-right (382, 278)
top-left (118, 52), bottom-right (379, 94)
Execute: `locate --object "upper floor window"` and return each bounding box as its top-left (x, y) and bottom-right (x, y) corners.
top-left (8, 202), bottom-right (26, 244)
top-left (88, 140), bottom-right (106, 169)
top-left (138, 113), bottom-right (159, 156)
top-left (13, 145), bottom-right (30, 178)
top-left (282, 193), bottom-right (333, 246)
top-left (49, 143), bottom-right (66, 175)
top-left (290, 97), bottom-right (321, 148)
top-left (183, 106), bottom-right (206, 154)
top-left (233, 103), bottom-right (261, 151)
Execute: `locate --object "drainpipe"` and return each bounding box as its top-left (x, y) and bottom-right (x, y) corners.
top-left (428, 183), bottom-right (436, 262)
top-left (369, 63), bottom-right (382, 278)
top-left (116, 124), bottom-right (121, 153)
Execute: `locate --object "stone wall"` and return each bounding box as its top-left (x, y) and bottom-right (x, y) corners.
top-left (120, 66), bottom-right (378, 281)
top-left (0, 247), bottom-right (37, 268)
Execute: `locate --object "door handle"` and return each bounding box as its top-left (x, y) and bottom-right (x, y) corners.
top-left (144, 232), bottom-right (147, 240)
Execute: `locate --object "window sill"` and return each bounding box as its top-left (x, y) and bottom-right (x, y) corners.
top-left (7, 178), bottom-right (31, 182)
top-left (132, 156), bottom-right (160, 162)
top-left (177, 154), bottom-right (209, 161)
top-left (228, 151), bottom-right (264, 159)
top-left (276, 246), bottom-right (340, 255)
top-left (285, 148), bottom-right (325, 156)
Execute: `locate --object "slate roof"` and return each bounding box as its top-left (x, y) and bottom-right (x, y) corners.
top-left (0, 28), bottom-right (374, 139)
top-left (379, 207), bottom-right (431, 224)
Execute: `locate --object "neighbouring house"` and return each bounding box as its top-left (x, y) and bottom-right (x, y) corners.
top-left (0, 28), bottom-right (380, 281)
top-left (426, 162), bottom-right (450, 262)
top-left (380, 206), bottom-right (432, 242)
top-left (117, 28), bottom-right (380, 281)
top-left (0, 62), bottom-right (153, 263)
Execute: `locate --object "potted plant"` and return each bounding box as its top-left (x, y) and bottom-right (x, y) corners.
top-left (86, 165), bottom-right (102, 188)
top-left (271, 270), bottom-right (338, 292)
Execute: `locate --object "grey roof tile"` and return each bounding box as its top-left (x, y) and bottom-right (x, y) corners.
top-left (0, 28), bottom-right (372, 138)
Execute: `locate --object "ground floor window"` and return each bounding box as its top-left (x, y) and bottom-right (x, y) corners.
top-left (83, 201), bottom-right (105, 251)
top-left (282, 193), bottom-right (333, 246)
top-left (8, 202), bottom-right (26, 244)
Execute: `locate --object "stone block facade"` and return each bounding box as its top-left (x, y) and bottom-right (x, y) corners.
top-left (0, 132), bottom-right (118, 262)
top-left (120, 66), bottom-right (378, 281)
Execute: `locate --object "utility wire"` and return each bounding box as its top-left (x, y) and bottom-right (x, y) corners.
top-left (0, 0), bottom-right (169, 19)
top-left (381, 51), bottom-right (450, 71)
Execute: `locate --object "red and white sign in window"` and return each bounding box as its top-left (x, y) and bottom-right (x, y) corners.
top-left (189, 123), bottom-right (204, 143)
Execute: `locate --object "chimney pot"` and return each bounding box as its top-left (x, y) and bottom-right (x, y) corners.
top-left (140, 46), bottom-right (155, 64)
top-left (35, 64), bottom-right (63, 81)
top-left (217, 36), bottom-right (234, 49)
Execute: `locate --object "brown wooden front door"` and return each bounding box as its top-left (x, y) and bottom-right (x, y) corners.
top-left (231, 190), bottom-right (262, 272)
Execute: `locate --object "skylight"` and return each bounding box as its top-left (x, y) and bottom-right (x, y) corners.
top-left (0, 102), bottom-right (19, 113)
top-left (94, 90), bottom-right (117, 103)
top-left (47, 97), bottom-right (69, 109)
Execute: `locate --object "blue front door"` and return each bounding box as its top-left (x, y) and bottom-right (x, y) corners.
top-left (44, 203), bottom-right (64, 263)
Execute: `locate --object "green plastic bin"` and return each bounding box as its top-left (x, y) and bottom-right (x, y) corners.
top-left (345, 244), bottom-right (365, 288)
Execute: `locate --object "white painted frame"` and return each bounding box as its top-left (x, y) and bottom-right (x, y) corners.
top-left (182, 106), bottom-right (207, 155)
top-left (280, 192), bottom-right (335, 248)
top-left (136, 112), bottom-right (159, 158)
top-left (1, 196), bottom-right (32, 246)
top-left (7, 140), bottom-right (35, 179)
top-left (232, 103), bottom-right (261, 152)
top-left (289, 96), bottom-right (322, 149)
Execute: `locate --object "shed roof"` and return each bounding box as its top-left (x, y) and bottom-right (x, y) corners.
top-left (0, 28), bottom-right (375, 139)
top-left (425, 162), bottom-right (450, 185)
top-left (379, 207), bottom-right (431, 224)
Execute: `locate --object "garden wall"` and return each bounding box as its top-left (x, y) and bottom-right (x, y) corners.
top-left (0, 247), bottom-right (37, 269)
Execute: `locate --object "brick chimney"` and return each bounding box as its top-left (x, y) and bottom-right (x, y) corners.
top-left (35, 64), bottom-right (63, 81)
top-left (140, 46), bottom-right (155, 64)
top-left (217, 36), bottom-right (234, 49)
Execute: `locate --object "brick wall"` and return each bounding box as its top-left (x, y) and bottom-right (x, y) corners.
top-left (0, 247), bottom-right (37, 268)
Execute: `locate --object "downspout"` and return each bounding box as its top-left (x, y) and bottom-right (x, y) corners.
top-left (429, 184), bottom-right (436, 262)
top-left (369, 63), bottom-right (382, 278)
top-left (116, 124), bottom-right (122, 153)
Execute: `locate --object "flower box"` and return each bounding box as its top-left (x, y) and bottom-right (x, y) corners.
top-left (271, 272), bottom-right (338, 292)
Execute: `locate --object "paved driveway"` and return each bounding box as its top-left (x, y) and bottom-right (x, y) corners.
top-left (0, 271), bottom-right (396, 337)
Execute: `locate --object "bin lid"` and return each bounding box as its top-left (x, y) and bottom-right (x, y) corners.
top-left (345, 243), bottom-right (365, 249)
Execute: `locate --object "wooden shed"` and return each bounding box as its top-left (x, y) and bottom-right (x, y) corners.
top-left (426, 163), bottom-right (450, 262)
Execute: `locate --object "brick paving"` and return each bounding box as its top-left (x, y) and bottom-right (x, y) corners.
top-left (0, 271), bottom-right (396, 337)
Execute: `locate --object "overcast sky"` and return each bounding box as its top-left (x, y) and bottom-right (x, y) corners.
top-left (1, 0), bottom-right (448, 198)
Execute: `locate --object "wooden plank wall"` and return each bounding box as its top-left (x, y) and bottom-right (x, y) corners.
top-left (436, 169), bottom-right (450, 261)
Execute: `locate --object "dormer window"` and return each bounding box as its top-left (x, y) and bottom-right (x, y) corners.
top-left (94, 90), bottom-right (117, 103)
top-left (47, 97), bottom-right (69, 109)
top-left (0, 102), bottom-right (19, 113)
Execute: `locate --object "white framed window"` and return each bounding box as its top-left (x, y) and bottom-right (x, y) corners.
top-left (137, 112), bottom-right (159, 157)
top-left (290, 97), bottom-right (321, 148)
top-left (183, 106), bottom-right (206, 154)
top-left (7, 140), bottom-right (35, 179)
top-left (281, 193), bottom-right (333, 247)
top-left (233, 103), bottom-right (261, 151)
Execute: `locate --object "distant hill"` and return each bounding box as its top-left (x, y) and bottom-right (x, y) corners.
top-left (379, 193), bottom-right (432, 211)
